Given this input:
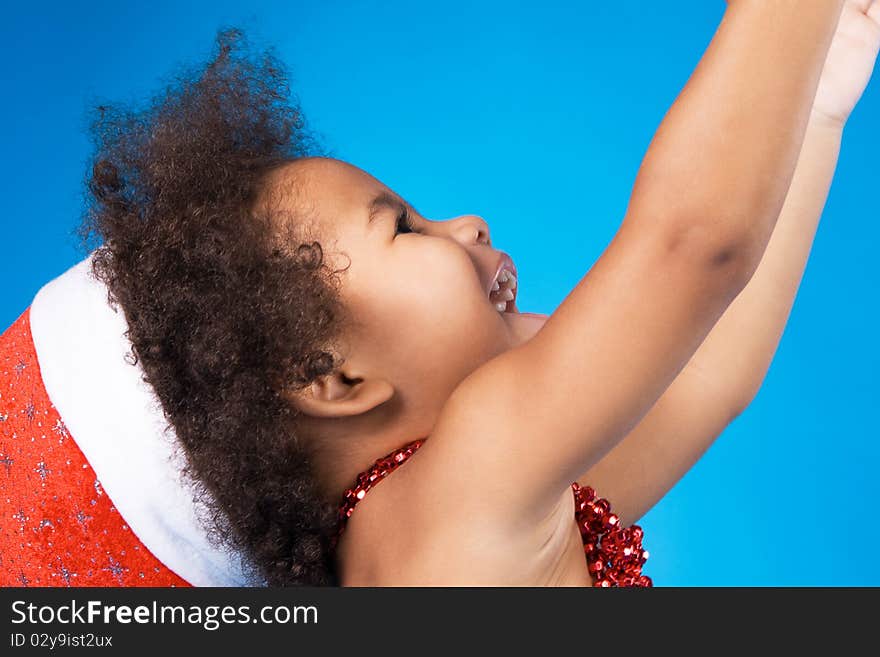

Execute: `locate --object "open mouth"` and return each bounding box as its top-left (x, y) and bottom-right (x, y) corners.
top-left (488, 263), bottom-right (518, 313)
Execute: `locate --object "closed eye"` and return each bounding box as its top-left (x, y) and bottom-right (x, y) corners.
top-left (395, 206), bottom-right (418, 236)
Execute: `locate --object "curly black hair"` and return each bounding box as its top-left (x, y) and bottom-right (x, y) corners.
top-left (78, 28), bottom-right (350, 586)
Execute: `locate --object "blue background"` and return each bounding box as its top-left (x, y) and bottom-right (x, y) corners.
top-left (2, 1), bottom-right (877, 585)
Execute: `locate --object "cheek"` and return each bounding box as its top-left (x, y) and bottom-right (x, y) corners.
top-left (395, 305), bottom-right (505, 404)
top-left (360, 247), bottom-right (509, 381)
top-left (404, 290), bottom-right (509, 389)
top-left (406, 247), bottom-right (495, 339)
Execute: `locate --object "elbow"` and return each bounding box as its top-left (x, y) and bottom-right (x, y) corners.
top-left (729, 376), bottom-right (766, 422)
top-left (726, 392), bottom-right (753, 427)
top-left (663, 215), bottom-right (764, 292)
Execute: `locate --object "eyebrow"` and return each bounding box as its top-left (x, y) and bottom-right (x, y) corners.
top-left (367, 191), bottom-right (416, 226)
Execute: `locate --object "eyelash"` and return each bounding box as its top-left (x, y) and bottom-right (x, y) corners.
top-left (395, 207), bottom-right (417, 235)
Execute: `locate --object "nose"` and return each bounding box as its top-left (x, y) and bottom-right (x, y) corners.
top-left (443, 214), bottom-right (491, 247)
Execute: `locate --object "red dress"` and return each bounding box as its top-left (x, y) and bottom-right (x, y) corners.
top-left (335, 439), bottom-right (653, 587)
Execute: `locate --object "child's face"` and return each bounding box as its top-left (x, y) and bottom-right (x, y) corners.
top-left (265, 157), bottom-right (547, 426)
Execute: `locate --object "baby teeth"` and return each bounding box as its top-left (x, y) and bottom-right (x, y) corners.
top-left (493, 270), bottom-right (517, 289)
top-left (490, 268), bottom-right (518, 312)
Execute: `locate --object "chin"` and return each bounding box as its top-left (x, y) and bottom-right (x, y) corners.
top-left (501, 307), bottom-right (550, 347)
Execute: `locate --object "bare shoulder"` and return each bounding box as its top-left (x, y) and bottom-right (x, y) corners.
top-left (336, 438), bottom-right (579, 586)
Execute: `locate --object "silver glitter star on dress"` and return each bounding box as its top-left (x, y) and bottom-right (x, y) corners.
top-left (103, 556), bottom-right (128, 585)
top-left (12, 508), bottom-right (27, 529)
top-left (35, 460), bottom-right (50, 482)
top-left (13, 360), bottom-right (26, 376)
top-left (51, 558), bottom-right (74, 586)
top-left (0, 453), bottom-right (12, 473)
top-left (75, 509), bottom-right (93, 528)
top-left (51, 418), bottom-right (69, 442)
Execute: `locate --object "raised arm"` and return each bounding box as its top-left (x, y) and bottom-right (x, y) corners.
top-left (575, 0), bottom-right (880, 526)
top-left (424, 0), bottom-right (847, 526)
top-left (575, 112), bottom-right (845, 527)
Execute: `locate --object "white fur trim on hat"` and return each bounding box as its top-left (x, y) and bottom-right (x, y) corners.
top-left (29, 252), bottom-right (265, 587)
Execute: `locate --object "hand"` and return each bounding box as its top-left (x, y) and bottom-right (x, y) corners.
top-left (811, 0), bottom-right (880, 127)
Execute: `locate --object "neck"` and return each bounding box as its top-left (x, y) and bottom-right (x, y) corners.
top-left (300, 398), bottom-right (428, 504)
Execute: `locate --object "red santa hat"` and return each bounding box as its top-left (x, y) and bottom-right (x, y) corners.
top-left (0, 253), bottom-right (264, 587)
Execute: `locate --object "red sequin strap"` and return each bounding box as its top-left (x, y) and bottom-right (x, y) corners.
top-left (332, 438), bottom-right (425, 551)
top-left (332, 439), bottom-right (653, 587)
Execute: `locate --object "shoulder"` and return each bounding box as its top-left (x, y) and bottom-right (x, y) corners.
top-left (336, 443), bottom-right (577, 585)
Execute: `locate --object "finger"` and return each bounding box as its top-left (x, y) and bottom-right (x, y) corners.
top-left (868, 0), bottom-right (880, 23)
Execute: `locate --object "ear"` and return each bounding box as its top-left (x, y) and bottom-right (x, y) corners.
top-left (286, 370), bottom-right (395, 419)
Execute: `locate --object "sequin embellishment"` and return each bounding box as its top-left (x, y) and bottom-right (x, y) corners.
top-left (334, 439), bottom-right (652, 587)
top-left (333, 439), bottom-right (425, 552)
top-left (571, 482), bottom-right (652, 587)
